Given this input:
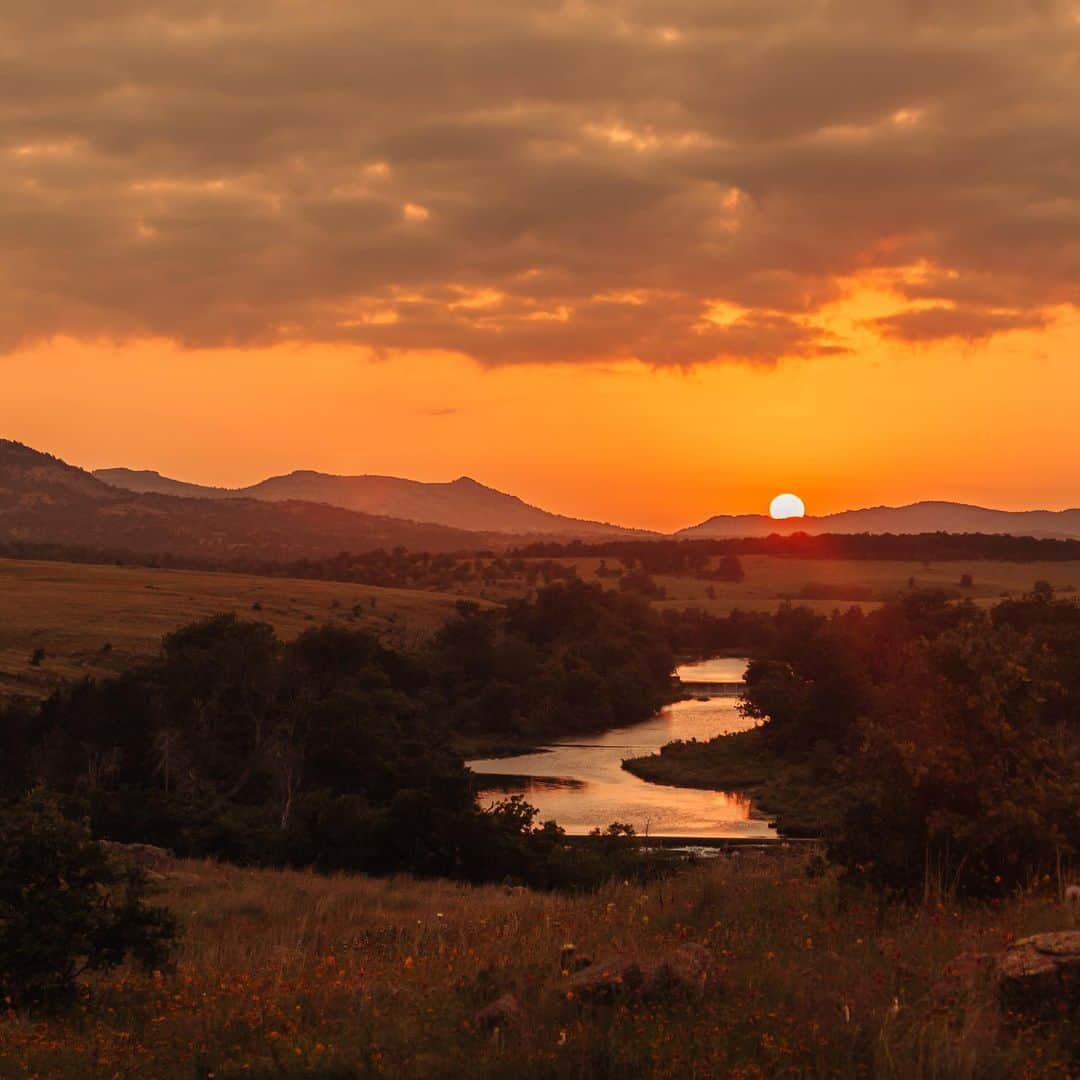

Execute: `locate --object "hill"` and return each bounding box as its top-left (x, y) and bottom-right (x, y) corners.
top-left (95, 466), bottom-right (650, 537)
top-left (679, 500), bottom-right (1080, 540)
top-left (0, 440), bottom-right (499, 559)
top-left (0, 556), bottom-right (485, 701)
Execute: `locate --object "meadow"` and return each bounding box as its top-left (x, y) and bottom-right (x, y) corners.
top-left (548, 555), bottom-right (1080, 615)
top-left (0, 558), bottom-right (485, 702)
top-left (0, 851), bottom-right (1074, 1079)
top-left (4, 551), bottom-right (1077, 700)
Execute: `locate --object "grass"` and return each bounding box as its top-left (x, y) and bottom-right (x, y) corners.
top-left (0, 558), bottom-right (491, 702)
top-left (540, 555), bottom-right (1080, 615)
top-left (0, 853), bottom-right (1074, 1078)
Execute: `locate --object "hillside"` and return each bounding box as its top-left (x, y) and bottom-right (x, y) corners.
top-left (95, 466), bottom-right (650, 537)
top-left (680, 499), bottom-right (1080, 540)
top-left (0, 441), bottom-right (498, 559)
top-left (0, 556), bottom-right (487, 701)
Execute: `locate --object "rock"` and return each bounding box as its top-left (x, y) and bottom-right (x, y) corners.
top-left (101, 840), bottom-right (173, 871)
top-left (473, 992), bottom-right (523, 1030)
top-left (998, 931), bottom-right (1080, 1013)
top-left (559, 945), bottom-right (593, 974)
top-left (642, 943), bottom-right (710, 999)
top-left (566, 956), bottom-right (644, 1003)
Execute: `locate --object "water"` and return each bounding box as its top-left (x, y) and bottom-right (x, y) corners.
top-left (467, 658), bottom-right (774, 838)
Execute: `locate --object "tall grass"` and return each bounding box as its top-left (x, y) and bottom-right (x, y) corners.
top-left (0, 852), bottom-right (1074, 1078)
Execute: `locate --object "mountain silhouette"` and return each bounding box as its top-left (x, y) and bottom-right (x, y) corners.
top-left (0, 441), bottom-right (494, 558)
top-left (678, 500), bottom-right (1080, 540)
top-left (94, 467), bottom-right (650, 537)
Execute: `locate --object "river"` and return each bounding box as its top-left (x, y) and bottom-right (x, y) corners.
top-left (466, 657), bottom-right (774, 839)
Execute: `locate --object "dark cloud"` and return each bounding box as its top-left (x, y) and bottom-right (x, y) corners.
top-left (1, 0), bottom-right (1077, 363)
top-left (871, 306), bottom-right (1048, 343)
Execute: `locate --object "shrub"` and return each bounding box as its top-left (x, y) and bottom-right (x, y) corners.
top-left (0, 790), bottom-right (179, 1011)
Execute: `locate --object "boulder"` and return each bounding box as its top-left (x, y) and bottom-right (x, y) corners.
top-left (101, 840), bottom-right (173, 871)
top-left (473, 992), bottom-right (523, 1030)
top-left (566, 956), bottom-right (644, 1003)
top-left (998, 931), bottom-right (1080, 1013)
top-left (642, 943), bottom-right (711, 999)
top-left (559, 945), bottom-right (593, 974)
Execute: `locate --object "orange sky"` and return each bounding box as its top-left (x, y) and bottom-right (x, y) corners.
top-left (4, 287), bottom-right (1077, 532)
top-left (4, 2), bottom-right (1079, 531)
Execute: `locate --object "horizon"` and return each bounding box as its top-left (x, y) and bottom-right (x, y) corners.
top-left (9, 435), bottom-right (1079, 534)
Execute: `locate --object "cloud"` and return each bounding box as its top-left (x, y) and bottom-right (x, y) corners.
top-left (871, 306), bottom-right (1048, 343)
top-left (1, 0), bottom-right (1077, 364)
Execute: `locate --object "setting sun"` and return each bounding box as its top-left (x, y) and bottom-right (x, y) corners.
top-left (769, 493), bottom-right (806, 520)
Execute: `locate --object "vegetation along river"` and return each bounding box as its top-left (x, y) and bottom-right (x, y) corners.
top-left (467, 658), bottom-right (774, 838)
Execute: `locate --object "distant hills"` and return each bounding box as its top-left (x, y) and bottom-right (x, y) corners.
top-left (0, 441), bottom-right (493, 559)
top-left (3, 441), bottom-right (1078, 563)
top-left (678, 501), bottom-right (1080, 541)
top-left (94, 467), bottom-right (649, 538)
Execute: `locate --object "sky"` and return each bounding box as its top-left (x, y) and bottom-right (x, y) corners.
top-left (2, 0), bottom-right (1078, 531)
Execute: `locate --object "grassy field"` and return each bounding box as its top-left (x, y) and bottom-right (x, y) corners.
top-left (546, 555), bottom-right (1080, 615)
top-left (0, 559), bottom-right (488, 702)
top-left (4, 552), bottom-right (1078, 701)
top-left (0, 853), bottom-right (1074, 1078)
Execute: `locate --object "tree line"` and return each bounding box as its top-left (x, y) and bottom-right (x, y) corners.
top-left (514, 531), bottom-right (1080, 565)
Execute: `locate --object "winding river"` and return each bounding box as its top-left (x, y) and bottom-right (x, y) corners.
top-left (467, 658), bottom-right (773, 839)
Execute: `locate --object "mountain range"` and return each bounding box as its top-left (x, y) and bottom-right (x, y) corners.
top-left (1, 441), bottom-right (1078, 562)
top-left (0, 441), bottom-right (494, 560)
top-left (678, 502), bottom-right (1080, 541)
top-left (92, 468), bottom-right (646, 538)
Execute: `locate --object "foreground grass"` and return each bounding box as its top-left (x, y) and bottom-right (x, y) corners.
top-left (1, 854), bottom-right (1075, 1078)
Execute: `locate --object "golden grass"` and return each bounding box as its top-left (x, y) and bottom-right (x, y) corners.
top-left (0, 558), bottom-right (490, 701)
top-left (0, 854), bottom-right (1074, 1078)
top-left (542, 555), bottom-right (1080, 615)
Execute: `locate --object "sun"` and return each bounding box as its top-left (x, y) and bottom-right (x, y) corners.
top-left (769, 493), bottom-right (806, 520)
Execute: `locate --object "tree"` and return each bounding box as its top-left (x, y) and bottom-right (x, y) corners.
top-left (830, 605), bottom-right (1079, 899)
top-left (0, 790), bottom-right (178, 1011)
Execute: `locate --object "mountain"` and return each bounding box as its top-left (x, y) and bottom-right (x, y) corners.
top-left (92, 468), bottom-right (233, 500)
top-left (0, 441), bottom-right (495, 559)
top-left (678, 500), bottom-right (1080, 541)
top-left (94, 467), bottom-right (649, 538)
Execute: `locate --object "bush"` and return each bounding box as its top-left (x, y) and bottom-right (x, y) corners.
top-left (0, 790), bottom-right (179, 1011)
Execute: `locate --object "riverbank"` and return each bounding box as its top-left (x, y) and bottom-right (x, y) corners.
top-left (467, 692), bottom-right (774, 838)
top-left (623, 727), bottom-right (842, 838)
top-left (3, 851), bottom-right (1073, 1077)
